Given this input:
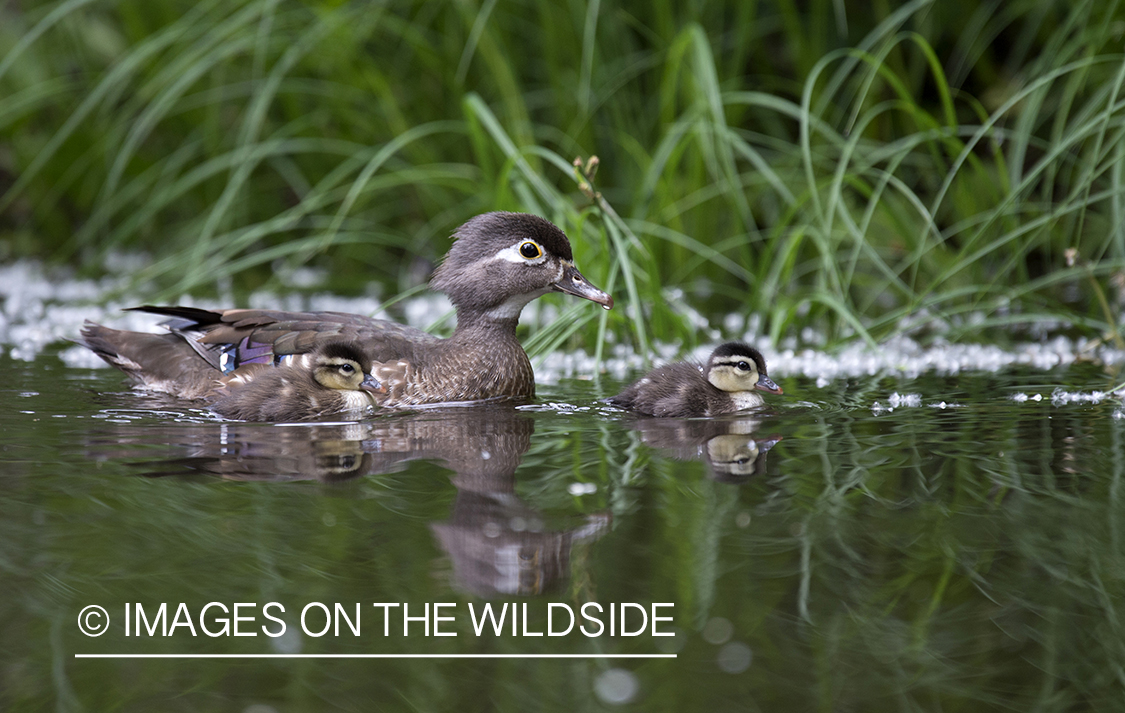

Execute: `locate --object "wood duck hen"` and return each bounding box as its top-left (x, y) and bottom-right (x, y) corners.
top-left (80, 212), bottom-right (613, 414)
top-left (209, 341), bottom-right (382, 421)
top-left (608, 342), bottom-right (782, 417)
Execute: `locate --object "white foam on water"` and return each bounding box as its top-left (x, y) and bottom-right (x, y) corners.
top-left (888, 392), bottom-right (922, 408)
top-left (871, 392), bottom-right (930, 414)
top-left (1050, 388), bottom-right (1109, 406)
top-left (5, 258), bottom-right (1125, 393)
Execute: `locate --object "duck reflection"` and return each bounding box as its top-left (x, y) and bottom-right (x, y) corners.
top-left (432, 468), bottom-right (610, 597)
top-left (85, 405), bottom-right (609, 595)
top-left (624, 416), bottom-right (782, 482)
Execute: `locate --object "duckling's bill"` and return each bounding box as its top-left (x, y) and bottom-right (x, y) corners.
top-left (756, 373), bottom-right (783, 395)
top-left (359, 373), bottom-right (385, 395)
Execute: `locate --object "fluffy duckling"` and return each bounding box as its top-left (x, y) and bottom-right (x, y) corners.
top-left (609, 342), bottom-right (782, 417)
top-left (209, 342), bottom-right (382, 421)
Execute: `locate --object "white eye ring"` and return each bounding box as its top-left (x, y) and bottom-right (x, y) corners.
top-left (519, 241), bottom-right (542, 260)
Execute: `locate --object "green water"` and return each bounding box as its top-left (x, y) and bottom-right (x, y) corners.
top-left (2, 351), bottom-right (1124, 711)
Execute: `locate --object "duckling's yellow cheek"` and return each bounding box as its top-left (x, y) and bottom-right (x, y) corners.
top-left (708, 366), bottom-right (760, 393)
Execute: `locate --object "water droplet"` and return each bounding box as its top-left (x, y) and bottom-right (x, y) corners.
top-left (717, 641), bottom-right (753, 673)
top-left (594, 668), bottom-right (639, 705)
top-left (702, 617), bottom-right (733, 644)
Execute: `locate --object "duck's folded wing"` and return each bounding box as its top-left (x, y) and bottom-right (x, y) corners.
top-left (129, 306), bottom-right (439, 372)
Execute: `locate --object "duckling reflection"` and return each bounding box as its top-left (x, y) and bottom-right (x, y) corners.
top-left (83, 405), bottom-right (608, 594)
top-left (625, 416), bottom-right (781, 482)
top-left (86, 420), bottom-right (380, 482)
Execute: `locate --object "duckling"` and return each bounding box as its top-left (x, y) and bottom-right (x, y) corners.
top-left (608, 342), bottom-right (782, 417)
top-left (79, 212), bottom-right (613, 414)
top-left (209, 341), bottom-right (383, 421)
top-left (625, 414), bottom-right (782, 480)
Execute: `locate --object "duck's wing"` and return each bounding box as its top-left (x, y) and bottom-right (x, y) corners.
top-left (78, 320), bottom-right (220, 399)
top-left (129, 306), bottom-right (440, 373)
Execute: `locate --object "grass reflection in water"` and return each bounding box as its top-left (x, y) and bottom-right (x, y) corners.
top-left (1, 359), bottom-right (1123, 709)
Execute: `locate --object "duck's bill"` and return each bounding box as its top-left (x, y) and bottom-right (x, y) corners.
top-left (555, 263), bottom-right (613, 309)
top-left (359, 374), bottom-right (386, 395)
top-left (755, 374), bottom-right (783, 395)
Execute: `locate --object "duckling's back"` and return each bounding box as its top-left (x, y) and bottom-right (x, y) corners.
top-left (608, 362), bottom-right (720, 417)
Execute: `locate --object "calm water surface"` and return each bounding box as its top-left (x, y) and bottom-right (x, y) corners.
top-left (2, 349), bottom-right (1124, 711)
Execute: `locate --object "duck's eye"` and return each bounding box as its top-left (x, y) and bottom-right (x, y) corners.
top-left (736, 361), bottom-right (751, 372)
top-left (339, 363), bottom-right (355, 375)
top-left (519, 241), bottom-right (542, 259)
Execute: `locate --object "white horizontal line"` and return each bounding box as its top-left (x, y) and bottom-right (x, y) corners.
top-left (75, 653), bottom-right (676, 659)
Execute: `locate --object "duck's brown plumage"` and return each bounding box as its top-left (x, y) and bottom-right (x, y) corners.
top-left (79, 212), bottom-right (612, 416)
top-left (608, 342), bottom-right (782, 417)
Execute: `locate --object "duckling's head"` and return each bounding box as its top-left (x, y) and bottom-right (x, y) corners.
top-left (430, 212), bottom-right (613, 323)
top-left (706, 434), bottom-right (782, 481)
top-left (312, 342), bottom-right (383, 394)
top-left (704, 342), bottom-right (783, 396)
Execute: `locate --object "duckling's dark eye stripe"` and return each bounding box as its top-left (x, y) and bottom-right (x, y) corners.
top-left (713, 356), bottom-right (753, 367)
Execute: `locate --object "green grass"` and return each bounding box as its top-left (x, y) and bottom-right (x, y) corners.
top-left (1, 0), bottom-right (1124, 358)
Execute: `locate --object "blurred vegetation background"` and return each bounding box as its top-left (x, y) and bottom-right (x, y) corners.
top-left (1, 0), bottom-right (1123, 356)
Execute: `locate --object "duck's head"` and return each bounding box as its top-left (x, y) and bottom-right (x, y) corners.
top-left (705, 342), bottom-right (782, 395)
top-left (430, 212), bottom-right (613, 324)
top-left (311, 342), bottom-right (383, 395)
